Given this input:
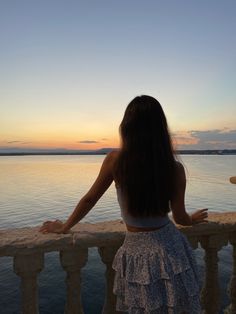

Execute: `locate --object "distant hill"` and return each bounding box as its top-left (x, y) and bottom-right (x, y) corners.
top-left (0, 147), bottom-right (116, 156)
top-left (176, 149), bottom-right (236, 155)
top-left (0, 148), bottom-right (236, 156)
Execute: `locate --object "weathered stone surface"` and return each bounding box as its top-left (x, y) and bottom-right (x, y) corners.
top-left (176, 212), bottom-right (236, 236)
top-left (71, 220), bottom-right (126, 247)
top-left (0, 212), bottom-right (236, 256)
top-left (0, 226), bottom-right (73, 256)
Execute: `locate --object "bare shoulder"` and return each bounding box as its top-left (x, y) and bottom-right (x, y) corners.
top-left (106, 150), bottom-right (120, 162)
top-left (102, 150), bottom-right (120, 170)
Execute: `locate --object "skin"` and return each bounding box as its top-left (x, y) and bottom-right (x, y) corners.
top-left (39, 150), bottom-right (208, 234)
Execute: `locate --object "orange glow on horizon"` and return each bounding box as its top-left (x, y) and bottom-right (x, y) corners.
top-left (0, 137), bottom-right (120, 151)
top-left (0, 132), bottom-right (201, 151)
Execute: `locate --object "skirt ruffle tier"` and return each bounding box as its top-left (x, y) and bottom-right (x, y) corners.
top-left (112, 220), bottom-right (202, 314)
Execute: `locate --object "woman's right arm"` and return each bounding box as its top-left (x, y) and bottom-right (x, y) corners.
top-left (170, 162), bottom-right (208, 226)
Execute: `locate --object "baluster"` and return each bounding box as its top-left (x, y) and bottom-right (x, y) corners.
top-left (13, 253), bottom-right (44, 314)
top-left (224, 233), bottom-right (236, 314)
top-left (188, 236), bottom-right (199, 250)
top-left (200, 235), bottom-right (228, 314)
top-left (98, 246), bottom-right (120, 314)
top-left (60, 248), bottom-right (88, 314)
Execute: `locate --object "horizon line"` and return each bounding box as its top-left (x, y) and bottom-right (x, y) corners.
top-left (0, 148), bottom-right (236, 157)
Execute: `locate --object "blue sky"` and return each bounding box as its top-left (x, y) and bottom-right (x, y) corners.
top-left (0, 0), bottom-right (236, 151)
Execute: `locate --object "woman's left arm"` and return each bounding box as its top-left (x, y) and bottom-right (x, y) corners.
top-left (39, 151), bottom-right (116, 234)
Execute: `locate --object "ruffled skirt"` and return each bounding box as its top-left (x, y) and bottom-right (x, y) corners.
top-left (112, 220), bottom-right (202, 313)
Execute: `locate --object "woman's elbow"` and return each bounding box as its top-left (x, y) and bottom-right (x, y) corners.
top-left (174, 219), bottom-right (191, 226)
top-left (172, 211), bottom-right (192, 226)
top-left (173, 215), bottom-right (192, 226)
top-left (81, 195), bottom-right (97, 207)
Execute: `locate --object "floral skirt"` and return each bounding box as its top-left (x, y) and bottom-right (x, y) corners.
top-left (112, 220), bottom-right (202, 314)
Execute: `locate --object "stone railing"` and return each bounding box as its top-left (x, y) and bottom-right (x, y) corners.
top-left (1, 212), bottom-right (236, 314)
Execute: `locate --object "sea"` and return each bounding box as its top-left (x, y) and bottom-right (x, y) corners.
top-left (0, 155), bottom-right (235, 313)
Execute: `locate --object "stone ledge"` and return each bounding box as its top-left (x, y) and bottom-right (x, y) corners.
top-left (0, 212), bottom-right (236, 256)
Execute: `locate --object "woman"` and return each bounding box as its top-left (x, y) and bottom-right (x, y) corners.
top-left (40, 95), bottom-right (208, 313)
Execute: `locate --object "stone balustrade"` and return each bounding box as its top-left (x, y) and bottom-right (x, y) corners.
top-left (1, 212), bottom-right (236, 314)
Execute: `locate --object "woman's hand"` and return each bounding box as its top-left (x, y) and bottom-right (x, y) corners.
top-left (190, 208), bottom-right (208, 224)
top-left (39, 220), bottom-right (66, 234)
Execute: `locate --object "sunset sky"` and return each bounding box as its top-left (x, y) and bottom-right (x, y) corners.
top-left (1, 0), bottom-right (236, 152)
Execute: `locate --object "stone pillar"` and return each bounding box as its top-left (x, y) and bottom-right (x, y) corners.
top-left (60, 248), bottom-right (88, 314)
top-left (200, 235), bottom-right (228, 314)
top-left (14, 253), bottom-right (44, 314)
top-left (224, 233), bottom-right (236, 314)
top-left (98, 245), bottom-right (120, 314)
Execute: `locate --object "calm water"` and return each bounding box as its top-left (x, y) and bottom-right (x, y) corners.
top-left (0, 155), bottom-right (235, 313)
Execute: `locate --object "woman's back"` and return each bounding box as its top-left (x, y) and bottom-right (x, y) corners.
top-left (116, 183), bottom-right (170, 228)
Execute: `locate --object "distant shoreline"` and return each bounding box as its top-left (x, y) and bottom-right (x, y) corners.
top-left (0, 149), bottom-right (236, 156)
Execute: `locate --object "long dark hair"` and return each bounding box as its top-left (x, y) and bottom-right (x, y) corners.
top-left (114, 95), bottom-right (177, 217)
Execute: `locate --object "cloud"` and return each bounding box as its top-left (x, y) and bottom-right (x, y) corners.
top-left (190, 129), bottom-right (236, 142)
top-left (101, 138), bottom-right (108, 141)
top-left (77, 140), bottom-right (99, 144)
top-left (7, 141), bottom-right (21, 144)
top-left (175, 129), bottom-right (236, 149)
top-left (4, 140), bottom-right (33, 145)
